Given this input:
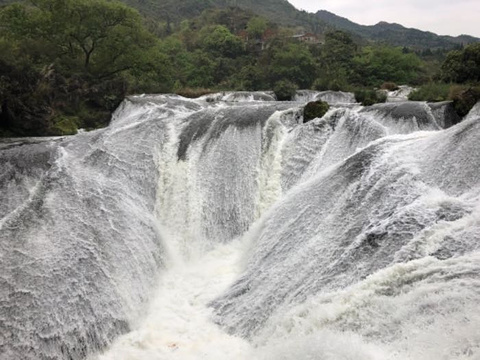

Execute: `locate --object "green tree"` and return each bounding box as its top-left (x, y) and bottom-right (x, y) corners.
top-left (185, 50), bottom-right (216, 88)
top-left (441, 43), bottom-right (480, 83)
top-left (0, 0), bottom-right (174, 136)
top-left (316, 30), bottom-right (357, 90)
top-left (1, 0), bottom-right (157, 77)
top-left (236, 64), bottom-right (266, 91)
top-left (201, 25), bottom-right (244, 58)
top-left (352, 45), bottom-right (423, 86)
top-left (321, 30), bottom-right (357, 66)
top-left (269, 42), bottom-right (316, 88)
top-left (246, 17), bottom-right (268, 40)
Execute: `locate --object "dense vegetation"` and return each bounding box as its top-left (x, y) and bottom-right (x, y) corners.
top-left (408, 43), bottom-right (480, 116)
top-left (0, 0), bottom-right (479, 137)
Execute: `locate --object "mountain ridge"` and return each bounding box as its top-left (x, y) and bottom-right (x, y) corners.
top-left (316, 9), bottom-right (479, 49)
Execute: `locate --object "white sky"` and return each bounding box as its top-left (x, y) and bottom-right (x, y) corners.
top-left (288, 0), bottom-right (480, 38)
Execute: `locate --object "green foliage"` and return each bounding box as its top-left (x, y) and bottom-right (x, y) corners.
top-left (441, 43), bottom-right (480, 83)
top-left (52, 115), bottom-right (80, 135)
top-left (269, 43), bottom-right (316, 88)
top-left (0, 0), bottom-right (171, 136)
top-left (315, 31), bottom-right (356, 91)
top-left (354, 88), bottom-right (387, 106)
top-left (236, 64), bottom-right (266, 91)
top-left (273, 80), bottom-right (297, 101)
top-left (1, 0), bottom-right (157, 76)
top-left (246, 17), bottom-right (268, 39)
top-left (303, 100), bottom-right (329, 122)
top-left (184, 50), bottom-right (216, 88)
top-left (1, 0), bottom-right (479, 137)
top-left (408, 83), bottom-right (451, 102)
top-left (322, 30), bottom-right (357, 65)
top-left (313, 71), bottom-right (349, 92)
top-left (120, 0), bottom-right (326, 33)
top-left (408, 83), bottom-right (480, 117)
top-left (201, 25), bottom-right (244, 58)
top-left (352, 46), bottom-right (423, 86)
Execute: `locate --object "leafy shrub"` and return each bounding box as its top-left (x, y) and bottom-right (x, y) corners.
top-left (354, 88), bottom-right (387, 106)
top-left (312, 78), bottom-right (329, 91)
top-left (52, 116), bottom-right (80, 135)
top-left (273, 80), bottom-right (297, 101)
top-left (408, 83), bottom-right (450, 102)
top-left (313, 70), bottom-right (350, 92)
top-left (303, 101), bottom-right (329, 122)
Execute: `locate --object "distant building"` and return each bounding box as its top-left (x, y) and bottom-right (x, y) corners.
top-left (293, 33), bottom-right (322, 44)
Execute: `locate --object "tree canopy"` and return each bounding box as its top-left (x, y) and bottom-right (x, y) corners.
top-left (441, 43), bottom-right (480, 83)
top-left (1, 0), bottom-right (156, 77)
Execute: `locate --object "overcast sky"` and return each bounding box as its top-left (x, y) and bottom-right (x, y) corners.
top-left (288, 0), bottom-right (480, 38)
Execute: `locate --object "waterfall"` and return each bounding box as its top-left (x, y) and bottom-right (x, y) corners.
top-left (1, 92), bottom-right (479, 360)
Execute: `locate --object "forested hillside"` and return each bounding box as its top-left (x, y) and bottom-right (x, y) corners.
top-left (1, 0), bottom-right (477, 48)
top-left (122, 0), bottom-right (325, 29)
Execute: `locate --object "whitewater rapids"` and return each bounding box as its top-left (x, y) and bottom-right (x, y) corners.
top-left (1, 92), bottom-right (479, 360)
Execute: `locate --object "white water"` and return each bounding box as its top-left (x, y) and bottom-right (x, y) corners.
top-left (1, 94), bottom-right (480, 360)
top-left (386, 85), bottom-right (415, 102)
top-left (94, 240), bottom-right (254, 360)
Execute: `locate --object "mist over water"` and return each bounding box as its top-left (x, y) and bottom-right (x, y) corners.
top-left (1, 91), bottom-right (479, 360)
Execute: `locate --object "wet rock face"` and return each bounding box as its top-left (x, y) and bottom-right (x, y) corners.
top-left (428, 101), bottom-right (461, 128)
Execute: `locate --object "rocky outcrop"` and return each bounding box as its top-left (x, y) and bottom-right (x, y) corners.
top-left (428, 101), bottom-right (461, 128)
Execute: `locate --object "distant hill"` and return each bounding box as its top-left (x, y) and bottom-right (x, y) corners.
top-left (0, 0), bottom-right (324, 31)
top-left (121, 1), bottom-right (479, 49)
top-left (316, 10), bottom-right (479, 49)
top-left (121, 0), bottom-right (326, 30)
top-left (1, 0), bottom-right (478, 49)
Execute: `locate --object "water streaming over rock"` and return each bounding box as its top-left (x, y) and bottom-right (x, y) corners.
top-left (1, 92), bottom-right (479, 360)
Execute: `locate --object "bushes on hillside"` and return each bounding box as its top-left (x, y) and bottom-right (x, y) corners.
top-left (354, 89), bottom-right (387, 106)
top-left (408, 83), bottom-right (451, 102)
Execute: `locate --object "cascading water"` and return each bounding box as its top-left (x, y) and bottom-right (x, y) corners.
top-left (0, 91), bottom-right (479, 360)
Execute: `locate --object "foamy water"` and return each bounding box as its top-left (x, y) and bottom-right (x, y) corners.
top-left (2, 93), bottom-right (479, 360)
top-left (93, 240), bottom-right (254, 360)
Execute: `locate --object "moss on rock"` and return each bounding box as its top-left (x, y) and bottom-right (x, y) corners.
top-left (303, 100), bottom-right (329, 122)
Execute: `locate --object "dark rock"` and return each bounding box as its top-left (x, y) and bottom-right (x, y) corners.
top-left (428, 101), bottom-right (461, 128)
